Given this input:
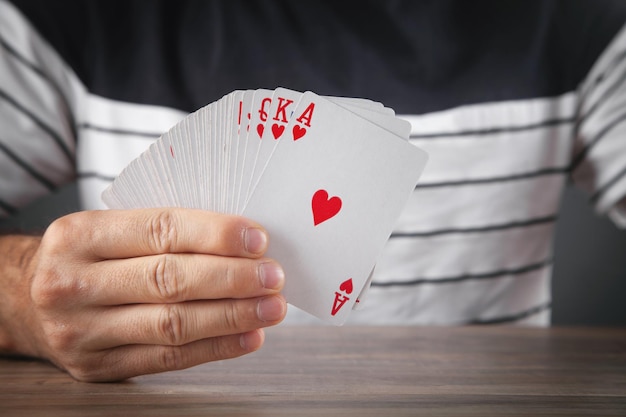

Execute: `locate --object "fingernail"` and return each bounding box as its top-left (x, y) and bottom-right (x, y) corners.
top-left (239, 333), bottom-right (251, 350)
top-left (244, 227), bottom-right (267, 255)
top-left (240, 329), bottom-right (264, 351)
top-left (259, 262), bottom-right (284, 290)
top-left (257, 296), bottom-right (286, 322)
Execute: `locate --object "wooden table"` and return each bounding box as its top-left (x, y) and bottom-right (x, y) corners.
top-left (1, 326), bottom-right (625, 416)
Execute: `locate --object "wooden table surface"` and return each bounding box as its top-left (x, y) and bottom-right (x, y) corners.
top-left (1, 326), bottom-right (625, 416)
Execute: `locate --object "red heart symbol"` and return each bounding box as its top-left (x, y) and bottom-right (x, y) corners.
top-left (271, 123), bottom-right (285, 139)
top-left (339, 278), bottom-right (353, 294)
top-left (256, 124), bottom-right (264, 138)
top-left (312, 189), bottom-right (342, 226)
top-left (293, 125), bottom-right (307, 141)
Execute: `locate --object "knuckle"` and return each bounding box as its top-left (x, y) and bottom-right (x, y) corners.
top-left (66, 359), bottom-right (114, 383)
top-left (44, 211), bottom-right (104, 252)
top-left (72, 371), bottom-right (99, 383)
top-left (41, 214), bottom-right (82, 254)
top-left (67, 351), bottom-right (123, 383)
top-left (29, 270), bottom-right (59, 310)
top-left (159, 346), bottom-right (187, 371)
top-left (220, 301), bottom-right (251, 332)
top-left (32, 213), bottom-right (96, 310)
top-left (222, 261), bottom-right (239, 293)
top-left (65, 361), bottom-right (100, 382)
top-left (206, 337), bottom-right (239, 361)
top-left (30, 268), bottom-right (83, 311)
top-left (150, 254), bottom-right (184, 303)
top-left (221, 302), bottom-right (239, 331)
top-left (158, 304), bottom-right (186, 346)
top-left (43, 215), bottom-right (72, 245)
top-left (45, 320), bottom-right (82, 355)
top-left (221, 259), bottom-right (258, 295)
top-left (147, 210), bottom-right (178, 253)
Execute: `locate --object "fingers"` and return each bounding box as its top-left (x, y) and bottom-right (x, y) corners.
top-left (68, 329), bottom-right (266, 382)
top-left (80, 254), bottom-right (284, 305)
top-left (44, 208), bottom-right (268, 260)
top-left (86, 296), bottom-right (286, 350)
top-left (32, 208), bottom-right (283, 381)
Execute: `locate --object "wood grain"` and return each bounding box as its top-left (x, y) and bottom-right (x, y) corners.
top-left (1, 326), bottom-right (625, 416)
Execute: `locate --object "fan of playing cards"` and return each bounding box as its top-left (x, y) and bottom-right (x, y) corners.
top-left (102, 88), bottom-right (428, 325)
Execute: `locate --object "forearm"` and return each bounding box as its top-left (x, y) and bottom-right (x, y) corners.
top-left (0, 234), bottom-right (41, 357)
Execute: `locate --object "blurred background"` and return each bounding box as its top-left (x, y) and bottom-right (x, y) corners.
top-left (1, 180), bottom-right (624, 326)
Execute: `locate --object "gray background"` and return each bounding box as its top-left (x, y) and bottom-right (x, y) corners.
top-left (1, 182), bottom-right (625, 325)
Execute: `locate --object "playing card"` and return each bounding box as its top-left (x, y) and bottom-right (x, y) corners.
top-left (243, 88), bottom-right (411, 204)
top-left (242, 91), bottom-right (427, 324)
top-left (245, 88), bottom-right (302, 205)
top-left (353, 267), bottom-right (375, 310)
top-left (101, 87), bottom-right (428, 325)
top-left (232, 90), bottom-right (255, 212)
top-left (239, 88), bottom-right (275, 210)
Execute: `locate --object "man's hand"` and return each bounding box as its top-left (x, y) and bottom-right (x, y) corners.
top-left (0, 208), bottom-right (286, 382)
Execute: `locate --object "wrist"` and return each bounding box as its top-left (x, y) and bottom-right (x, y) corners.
top-left (0, 234), bottom-right (42, 357)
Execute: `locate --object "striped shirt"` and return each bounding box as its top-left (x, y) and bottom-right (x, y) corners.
top-left (1, 0), bottom-right (625, 326)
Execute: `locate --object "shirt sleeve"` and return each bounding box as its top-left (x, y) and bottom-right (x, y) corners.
top-left (571, 23), bottom-right (626, 229)
top-left (0, 0), bottom-right (83, 218)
